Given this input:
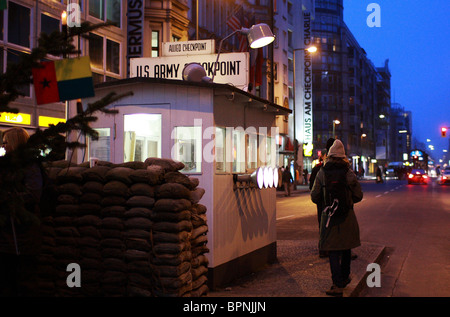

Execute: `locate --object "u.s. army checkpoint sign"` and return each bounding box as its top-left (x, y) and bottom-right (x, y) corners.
top-left (130, 52), bottom-right (249, 89)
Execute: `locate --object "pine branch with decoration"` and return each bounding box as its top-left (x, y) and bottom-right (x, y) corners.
top-left (0, 22), bottom-right (132, 229)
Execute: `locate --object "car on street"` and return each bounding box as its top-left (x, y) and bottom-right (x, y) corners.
top-left (438, 167), bottom-right (450, 185)
top-left (407, 169), bottom-right (428, 185)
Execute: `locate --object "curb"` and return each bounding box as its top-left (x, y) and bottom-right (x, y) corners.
top-left (345, 244), bottom-right (387, 297)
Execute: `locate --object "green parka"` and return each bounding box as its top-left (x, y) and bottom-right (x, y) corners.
top-left (310, 159), bottom-right (363, 251)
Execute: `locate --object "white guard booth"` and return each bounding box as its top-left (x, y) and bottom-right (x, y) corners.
top-left (81, 77), bottom-right (291, 288)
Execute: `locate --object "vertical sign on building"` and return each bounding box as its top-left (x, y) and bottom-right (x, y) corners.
top-left (302, 4), bottom-right (314, 150)
top-left (127, 0), bottom-right (144, 77)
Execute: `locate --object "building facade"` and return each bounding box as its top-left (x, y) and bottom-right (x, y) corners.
top-left (309, 0), bottom-right (380, 174)
top-left (390, 103), bottom-right (412, 163)
top-left (0, 0), bottom-right (194, 134)
top-left (376, 59), bottom-right (392, 165)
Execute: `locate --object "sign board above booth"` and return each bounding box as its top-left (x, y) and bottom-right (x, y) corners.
top-left (130, 52), bottom-right (249, 89)
top-left (162, 40), bottom-right (215, 56)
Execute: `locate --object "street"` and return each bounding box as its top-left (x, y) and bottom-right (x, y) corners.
top-left (276, 178), bottom-right (450, 297)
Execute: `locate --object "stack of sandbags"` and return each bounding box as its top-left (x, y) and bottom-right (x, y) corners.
top-left (151, 197), bottom-right (193, 297)
top-left (52, 166), bottom-right (86, 296)
top-left (36, 216), bottom-right (57, 296)
top-left (189, 203), bottom-right (209, 297)
top-left (164, 172), bottom-right (209, 297)
top-left (36, 162), bottom-right (65, 296)
top-left (145, 160), bottom-right (193, 297)
top-left (98, 167), bottom-right (131, 296)
top-left (123, 167), bottom-right (161, 297)
top-left (36, 158), bottom-right (210, 297)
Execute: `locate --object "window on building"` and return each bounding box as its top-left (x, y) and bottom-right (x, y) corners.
top-left (41, 14), bottom-right (60, 36)
top-left (61, 0), bottom-right (83, 10)
top-left (8, 2), bottom-right (30, 48)
top-left (106, 39), bottom-right (120, 74)
top-left (7, 49), bottom-right (30, 97)
top-left (174, 126), bottom-right (202, 173)
top-left (89, 33), bottom-right (121, 83)
top-left (124, 114), bottom-right (162, 162)
top-left (152, 31), bottom-right (160, 57)
top-left (89, 33), bottom-right (103, 69)
top-left (89, 0), bottom-right (121, 27)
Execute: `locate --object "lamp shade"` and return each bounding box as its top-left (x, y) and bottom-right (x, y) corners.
top-left (247, 23), bottom-right (275, 49)
top-left (273, 167), bottom-right (279, 188)
top-left (256, 167), bottom-right (264, 189)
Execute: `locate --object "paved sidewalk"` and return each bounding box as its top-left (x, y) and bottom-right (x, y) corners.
top-left (209, 181), bottom-right (386, 297)
top-left (209, 240), bottom-right (385, 297)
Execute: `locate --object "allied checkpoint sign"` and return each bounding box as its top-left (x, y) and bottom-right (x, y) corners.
top-left (162, 39), bottom-right (215, 56)
top-left (130, 52), bottom-right (249, 89)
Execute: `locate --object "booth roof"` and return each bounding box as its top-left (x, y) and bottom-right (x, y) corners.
top-left (94, 77), bottom-right (292, 115)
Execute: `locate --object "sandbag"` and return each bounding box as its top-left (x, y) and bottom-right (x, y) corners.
top-left (156, 183), bottom-right (191, 200)
top-left (153, 198), bottom-right (192, 213)
top-left (103, 180), bottom-right (130, 197)
top-left (105, 167), bottom-right (134, 185)
top-left (144, 157), bottom-right (184, 172)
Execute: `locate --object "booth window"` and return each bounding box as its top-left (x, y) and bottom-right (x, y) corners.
top-left (124, 114), bottom-right (161, 162)
top-left (265, 136), bottom-right (276, 167)
top-left (174, 126), bottom-right (202, 174)
top-left (232, 129), bottom-right (245, 173)
top-left (215, 127), bottom-right (226, 173)
top-left (246, 133), bottom-right (258, 170)
top-left (89, 128), bottom-right (110, 162)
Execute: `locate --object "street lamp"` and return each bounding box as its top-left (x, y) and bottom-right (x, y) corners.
top-left (332, 119), bottom-right (340, 138)
top-left (211, 23), bottom-right (275, 81)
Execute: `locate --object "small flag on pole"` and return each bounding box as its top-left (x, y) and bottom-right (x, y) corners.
top-left (32, 56), bottom-right (95, 105)
top-left (0, 0), bottom-right (7, 10)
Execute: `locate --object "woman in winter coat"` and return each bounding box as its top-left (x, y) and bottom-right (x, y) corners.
top-left (0, 127), bottom-right (43, 296)
top-left (310, 139), bottom-right (363, 296)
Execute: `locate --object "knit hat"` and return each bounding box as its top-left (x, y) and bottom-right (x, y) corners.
top-left (327, 139), bottom-right (346, 158)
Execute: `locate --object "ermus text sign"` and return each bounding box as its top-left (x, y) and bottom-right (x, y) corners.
top-left (162, 40), bottom-right (215, 56)
top-left (130, 53), bottom-right (249, 89)
top-left (127, 0), bottom-right (144, 76)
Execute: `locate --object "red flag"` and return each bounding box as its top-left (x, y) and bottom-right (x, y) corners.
top-left (227, 5), bottom-right (248, 52)
top-left (32, 61), bottom-right (60, 105)
top-left (226, 5), bottom-right (242, 31)
top-left (250, 48), bottom-right (264, 88)
top-left (239, 15), bottom-right (249, 52)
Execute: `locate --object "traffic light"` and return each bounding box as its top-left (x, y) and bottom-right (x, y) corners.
top-left (442, 127), bottom-right (447, 137)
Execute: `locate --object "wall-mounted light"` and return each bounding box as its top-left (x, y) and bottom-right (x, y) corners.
top-left (212, 23), bottom-right (275, 82)
top-left (233, 166), bottom-right (278, 190)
